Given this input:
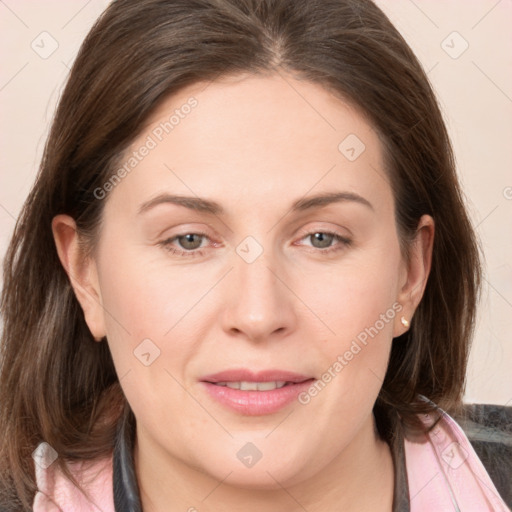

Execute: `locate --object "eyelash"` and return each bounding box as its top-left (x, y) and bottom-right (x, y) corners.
top-left (157, 230), bottom-right (352, 258)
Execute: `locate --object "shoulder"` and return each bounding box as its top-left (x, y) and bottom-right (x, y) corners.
top-left (32, 443), bottom-right (114, 512)
top-left (403, 401), bottom-right (511, 511)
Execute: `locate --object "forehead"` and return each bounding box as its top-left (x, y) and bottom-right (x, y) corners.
top-left (104, 72), bottom-right (391, 220)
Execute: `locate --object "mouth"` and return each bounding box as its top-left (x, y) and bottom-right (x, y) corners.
top-left (200, 369), bottom-right (315, 415)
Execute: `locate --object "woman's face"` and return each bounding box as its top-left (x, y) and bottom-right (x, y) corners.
top-left (57, 73), bottom-right (431, 490)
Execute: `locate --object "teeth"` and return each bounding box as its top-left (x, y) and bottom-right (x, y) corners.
top-left (255, 381), bottom-right (284, 391)
top-left (215, 381), bottom-right (287, 391)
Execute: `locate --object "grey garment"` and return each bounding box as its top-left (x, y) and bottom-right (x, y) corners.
top-left (112, 407), bottom-right (411, 512)
top-left (455, 403), bottom-right (512, 509)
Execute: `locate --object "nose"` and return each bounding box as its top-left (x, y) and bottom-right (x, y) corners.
top-left (220, 244), bottom-right (298, 343)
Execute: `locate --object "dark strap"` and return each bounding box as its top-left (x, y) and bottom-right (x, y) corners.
top-left (392, 423), bottom-right (411, 512)
top-left (113, 407), bottom-right (143, 512)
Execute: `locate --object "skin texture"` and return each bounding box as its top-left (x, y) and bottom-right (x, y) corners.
top-left (53, 72), bottom-right (434, 511)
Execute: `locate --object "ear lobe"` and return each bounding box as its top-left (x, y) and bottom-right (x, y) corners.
top-left (51, 214), bottom-right (106, 342)
top-left (394, 214), bottom-right (435, 336)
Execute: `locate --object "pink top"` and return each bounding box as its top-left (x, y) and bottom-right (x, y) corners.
top-left (33, 454), bottom-right (113, 512)
top-left (33, 409), bottom-right (510, 511)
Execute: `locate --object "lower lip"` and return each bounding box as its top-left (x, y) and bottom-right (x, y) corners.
top-left (200, 380), bottom-right (315, 415)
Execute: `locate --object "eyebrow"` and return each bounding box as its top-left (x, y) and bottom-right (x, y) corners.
top-left (137, 191), bottom-right (374, 216)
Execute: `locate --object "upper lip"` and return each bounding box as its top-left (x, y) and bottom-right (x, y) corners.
top-left (201, 369), bottom-right (313, 384)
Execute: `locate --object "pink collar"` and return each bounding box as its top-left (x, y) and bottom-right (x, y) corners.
top-left (404, 408), bottom-right (509, 511)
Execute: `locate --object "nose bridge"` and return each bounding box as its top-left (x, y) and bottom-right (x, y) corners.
top-left (222, 235), bottom-right (296, 340)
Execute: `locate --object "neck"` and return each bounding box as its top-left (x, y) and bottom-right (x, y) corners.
top-left (134, 413), bottom-right (394, 512)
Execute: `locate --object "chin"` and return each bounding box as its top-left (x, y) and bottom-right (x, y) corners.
top-left (194, 449), bottom-right (318, 491)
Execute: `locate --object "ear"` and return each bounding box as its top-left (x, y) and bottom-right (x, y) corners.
top-left (51, 214), bottom-right (106, 342)
top-left (394, 214), bottom-right (435, 337)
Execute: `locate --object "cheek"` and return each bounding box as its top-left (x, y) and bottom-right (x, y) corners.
top-left (97, 241), bottom-right (199, 340)
top-left (93, 246), bottom-right (178, 393)
top-left (95, 240), bottom-right (210, 396)
top-left (96, 256), bottom-right (193, 439)
top-left (302, 240), bottom-right (401, 396)
top-left (311, 246), bottom-right (401, 341)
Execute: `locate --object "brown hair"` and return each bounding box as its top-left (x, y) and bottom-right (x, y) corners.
top-left (0, 0), bottom-right (481, 509)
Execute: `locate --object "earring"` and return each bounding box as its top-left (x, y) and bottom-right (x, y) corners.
top-left (400, 316), bottom-right (410, 328)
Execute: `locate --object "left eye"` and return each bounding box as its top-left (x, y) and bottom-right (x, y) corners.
top-left (304, 232), bottom-right (340, 249)
top-left (173, 233), bottom-right (205, 250)
top-left (158, 232), bottom-right (209, 256)
top-left (298, 231), bottom-right (352, 253)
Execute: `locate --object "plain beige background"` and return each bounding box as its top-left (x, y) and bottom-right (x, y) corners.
top-left (0, 0), bottom-right (511, 405)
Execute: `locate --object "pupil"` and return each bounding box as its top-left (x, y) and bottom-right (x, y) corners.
top-left (313, 232), bottom-right (332, 248)
top-left (181, 234), bottom-right (200, 249)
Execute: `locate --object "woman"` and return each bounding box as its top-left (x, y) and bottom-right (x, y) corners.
top-left (0, 0), bottom-right (509, 510)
